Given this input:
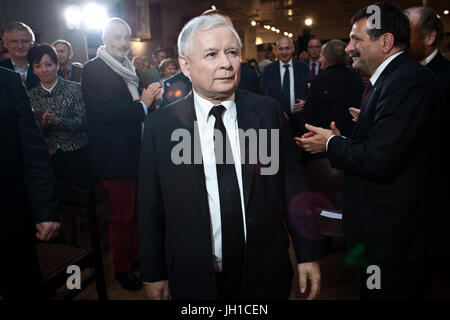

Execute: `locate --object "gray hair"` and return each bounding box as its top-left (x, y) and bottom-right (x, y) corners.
top-left (3, 21), bottom-right (35, 42)
top-left (102, 17), bottom-right (131, 38)
top-left (322, 39), bottom-right (347, 66)
top-left (177, 15), bottom-right (242, 57)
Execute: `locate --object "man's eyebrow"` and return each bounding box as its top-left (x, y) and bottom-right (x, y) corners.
top-left (203, 48), bottom-right (218, 53)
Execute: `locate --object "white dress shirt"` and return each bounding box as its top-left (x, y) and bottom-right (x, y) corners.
top-left (11, 59), bottom-right (29, 81)
top-left (193, 90), bottom-right (247, 272)
top-left (326, 51), bottom-right (404, 150)
top-left (279, 58), bottom-right (295, 112)
top-left (421, 49), bottom-right (438, 66)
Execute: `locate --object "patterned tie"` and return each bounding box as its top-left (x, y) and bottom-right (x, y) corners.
top-left (209, 105), bottom-right (245, 277)
top-left (63, 69), bottom-right (70, 80)
top-left (282, 64), bottom-right (291, 113)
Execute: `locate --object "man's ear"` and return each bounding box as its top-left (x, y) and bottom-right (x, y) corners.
top-left (178, 55), bottom-right (190, 78)
top-left (381, 33), bottom-right (395, 54)
top-left (69, 50), bottom-right (74, 60)
top-left (424, 30), bottom-right (437, 47)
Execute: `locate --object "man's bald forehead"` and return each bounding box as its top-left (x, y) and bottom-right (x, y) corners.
top-left (103, 18), bottom-right (131, 38)
top-left (276, 36), bottom-right (293, 47)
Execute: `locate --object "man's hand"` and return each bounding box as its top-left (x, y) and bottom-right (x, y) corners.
top-left (293, 99), bottom-right (306, 113)
top-left (141, 82), bottom-right (162, 108)
top-left (349, 107), bottom-right (361, 122)
top-left (36, 222), bottom-right (60, 241)
top-left (294, 122), bottom-right (341, 153)
top-left (145, 280), bottom-right (170, 300)
top-left (297, 261), bottom-right (321, 300)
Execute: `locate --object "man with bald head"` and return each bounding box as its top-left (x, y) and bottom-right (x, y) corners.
top-left (82, 18), bottom-right (161, 291)
top-left (261, 36), bottom-right (311, 136)
top-left (138, 15), bottom-right (324, 300)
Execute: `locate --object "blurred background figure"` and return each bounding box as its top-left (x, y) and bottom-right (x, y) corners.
top-left (307, 37), bottom-right (323, 78)
top-left (299, 50), bottom-right (309, 62)
top-left (0, 21), bottom-right (39, 89)
top-left (159, 58), bottom-right (178, 81)
top-left (146, 47), bottom-right (166, 85)
top-left (52, 39), bottom-right (82, 83)
top-left (27, 44), bottom-right (90, 190)
top-left (132, 56), bottom-right (148, 89)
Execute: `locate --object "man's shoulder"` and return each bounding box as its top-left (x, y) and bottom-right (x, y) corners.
top-left (0, 58), bottom-right (13, 69)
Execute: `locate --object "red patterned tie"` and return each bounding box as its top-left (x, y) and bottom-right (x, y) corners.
top-left (311, 62), bottom-right (316, 78)
top-left (64, 69), bottom-right (70, 80)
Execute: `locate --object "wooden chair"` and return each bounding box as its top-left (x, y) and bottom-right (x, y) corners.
top-left (36, 183), bottom-right (108, 300)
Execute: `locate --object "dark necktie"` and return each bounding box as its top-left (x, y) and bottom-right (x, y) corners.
top-left (311, 62), bottom-right (316, 77)
top-left (63, 69), bottom-right (70, 80)
top-left (282, 64), bottom-right (291, 113)
top-left (360, 80), bottom-right (373, 107)
top-left (209, 105), bottom-right (245, 276)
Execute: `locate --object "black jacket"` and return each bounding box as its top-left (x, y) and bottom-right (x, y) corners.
top-left (138, 90), bottom-right (326, 299)
top-left (0, 58), bottom-right (39, 90)
top-left (57, 63), bottom-right (83, 83)
top-left (327, 53), bottom-right (446, 263)
top-left (81, 57), bottom-right (146, 178)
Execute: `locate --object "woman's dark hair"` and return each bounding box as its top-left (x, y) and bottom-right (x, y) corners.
top-left (27, 43), bottom-right (58, 65)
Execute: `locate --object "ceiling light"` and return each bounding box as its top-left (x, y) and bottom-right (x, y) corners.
top-left (251, 21), bottom-right (257, 26)
top-left (271, 27), bottom-right (276, 31)
top-left (305, 18), bottom-right (313, 26)
top-left (444, 10), bottom-right (449, 15)
top-left (288, 33), bottom-right (293, 38)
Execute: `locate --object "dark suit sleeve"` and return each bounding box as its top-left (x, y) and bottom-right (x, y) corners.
top-left (12, 72), bottom-right (58, 223)
top-left (260, 66), bottom-right (271, 96)
top-left (302, 77), bottom-right (326, 127)
top-left (277, 103), bottom-right (327, 262)
top-left (82, 64), bottom-right (145, 125)
top-left (328, 82), bottom-right (433, 180)
top-left (138, 116), bottom-right (167, 282)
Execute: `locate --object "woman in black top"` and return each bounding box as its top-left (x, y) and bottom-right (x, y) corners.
top-left (28, 44), bottom-right (90, 190)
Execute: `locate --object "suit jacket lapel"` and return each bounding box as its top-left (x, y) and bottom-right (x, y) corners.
top-left (352, 52), bottom-right (410, 137)
top-left (176, 93), bottom-right (211, 229)
top-left (235, 90), bottom-right (260, 214)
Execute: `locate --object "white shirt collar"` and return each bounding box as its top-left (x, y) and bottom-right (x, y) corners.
top-left (11, 59), bottom-right (29, 74)
top-left (192, 89), bottom-right (236, 123)
top-left (370, 51), bottom-right (404, 85)
top-left (421, 49), bottom-right (438, 66)
top-left (41, 79), bottom-right (58, 93)
top-left (279, 58), bottom-right (293, 70)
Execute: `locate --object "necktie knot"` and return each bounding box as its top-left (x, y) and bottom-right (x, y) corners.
top-left (209, 105), bottom-right (226, 120)
top-left (284, 64), bottom-right (290, 70)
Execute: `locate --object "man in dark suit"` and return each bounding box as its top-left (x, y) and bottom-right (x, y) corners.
top-left (405, 5), bottom-right (450, 279)
top-left (260, 36), bottom-right (312, 136)
top-left (52, 39), bottom-right (83, 83)
top-left (139, 15), bottom-right (324, 300)
top-left (0, 21), bottom-right (38, 90)
top-left (307, 38), bottom-right (323, 78)
top-left (82, 17), bottom-right (162, 291)
top-left (297, 2), bottom-right (446, 299)
top-left (405, 7), bottom-right (450, 105)
top-left (0, 66), bottom-right (60, 299)
top-left (302, 39), bottom-right (364, 141)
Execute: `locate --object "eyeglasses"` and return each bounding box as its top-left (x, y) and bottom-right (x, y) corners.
top-left (308, 45), bottom-right (321, 49)
top-left (7, 39), bottom-right (32, 46)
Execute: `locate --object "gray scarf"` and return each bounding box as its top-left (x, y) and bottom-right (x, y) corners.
top-left (97, 46), bottom-right (140, 100)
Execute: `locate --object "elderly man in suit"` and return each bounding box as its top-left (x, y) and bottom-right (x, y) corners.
top-left (138, 15), bottom-right (325, 300)
top-left (0, 66), bottom-right (60, 299)
top-left (0, 21), bottom-right (39, 90)
top-left (296, 2), bottom-right (446, 299)
top-left (260, 36), bottom-right (311, 137)
top-left (82, 17), bottom-right (162, 291)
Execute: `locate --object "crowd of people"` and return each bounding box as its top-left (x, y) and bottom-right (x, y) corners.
top-left (0, 2), bottom-right (449, 300)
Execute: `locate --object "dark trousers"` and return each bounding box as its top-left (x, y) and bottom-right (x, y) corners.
top-left (359, 260), bottom-right (434, 299)
top-left (101, 178), bottom-right (139, 273)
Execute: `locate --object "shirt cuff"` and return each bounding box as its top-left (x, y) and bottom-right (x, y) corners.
top-left (140, 101), bottom-right (148, 115)
top-left (326, 135), bottom-right (346, 151)
top-left (326, 135), bottom-right (336, 151)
